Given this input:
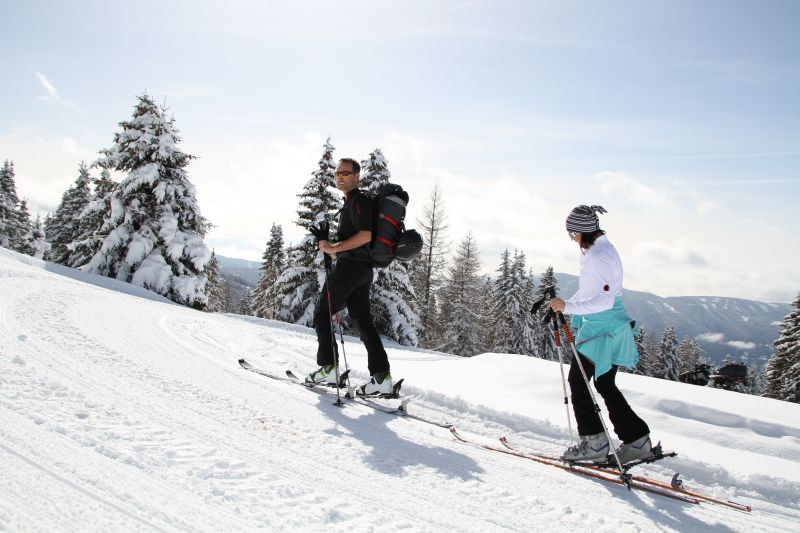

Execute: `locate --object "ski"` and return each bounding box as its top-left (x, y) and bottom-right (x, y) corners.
top-left (497, 436), bottom-right (751, 512)
top-left (238, 359), bottom-right (452, 429)
top-left (449, 428), bottom-right (701, 505)
top-left (499, 436), bottom-right (676, 471)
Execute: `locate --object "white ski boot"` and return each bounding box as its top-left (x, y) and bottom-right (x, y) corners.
top-left (306, 365), bottom-right (339, 386)
top-left (355, 372), bottom-right (394, 397)
top-left (614, 434), bottom-right (652, 465)
top-left (561, 432), bottom-right (610, 462)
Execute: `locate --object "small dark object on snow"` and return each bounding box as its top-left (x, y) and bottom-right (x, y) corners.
top-left (707, 362), bottom-right (748, 391)
top-left (679, 363), bottom-right (712, 386)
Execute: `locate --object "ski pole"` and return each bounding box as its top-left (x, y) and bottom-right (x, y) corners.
top-left (323, 256), bottom-right (344, 407)
top-left (555, 311), bottom-right (628, 484)
top-left (545, 309), bottom-right (574, 443)
top-left (335, 312), bottom-right (351, 389)
top-left (535, 289), bottom-right (574, 443)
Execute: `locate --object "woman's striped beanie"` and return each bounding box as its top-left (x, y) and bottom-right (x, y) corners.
top-left (566, 205), bottom-right (607, 233)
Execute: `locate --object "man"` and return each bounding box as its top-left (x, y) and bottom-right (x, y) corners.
top-left (307, 158), bottom-right (393, 396)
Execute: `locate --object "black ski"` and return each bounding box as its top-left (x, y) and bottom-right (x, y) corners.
top-left (238, 359), bottom-right (452, 429)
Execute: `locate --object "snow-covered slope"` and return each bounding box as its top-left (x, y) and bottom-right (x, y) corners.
top-left (1, 247), bottom-right (798, 532)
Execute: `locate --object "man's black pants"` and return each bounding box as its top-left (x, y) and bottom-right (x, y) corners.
top-left (568, 353), bottom-right (649, 443)
top-left (314, 259), bottom-right (389, 375)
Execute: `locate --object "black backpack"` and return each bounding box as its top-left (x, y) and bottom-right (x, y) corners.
top-left (360, 183), bottom-right (423, 267)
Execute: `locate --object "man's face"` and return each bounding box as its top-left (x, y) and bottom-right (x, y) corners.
top-left (334, 161), bottom-right (359, 192)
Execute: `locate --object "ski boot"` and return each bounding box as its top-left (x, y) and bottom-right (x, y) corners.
top-left (561, 432), bottom-right (610, 462)
top-left (613, 434), bottom-right (652, 465)
top-left (354, 372), bottom-right (398, 398)
top-left (306, 365), bottom-right (347, 387)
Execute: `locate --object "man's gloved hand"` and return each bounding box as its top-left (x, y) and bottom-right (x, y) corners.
top-left (309, 221), bottom-right (330, 242)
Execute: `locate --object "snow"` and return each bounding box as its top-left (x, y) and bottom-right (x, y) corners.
top-left (1, 246), bottom-right (799, 532)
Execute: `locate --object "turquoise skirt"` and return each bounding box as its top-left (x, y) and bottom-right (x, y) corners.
top-left (570, 296), bottom-right (638, 379)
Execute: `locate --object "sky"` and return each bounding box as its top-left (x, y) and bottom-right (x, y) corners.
top-left (1, 0), bottom-right (798, 303)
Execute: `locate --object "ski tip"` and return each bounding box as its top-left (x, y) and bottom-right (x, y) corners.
top-left (238, 359), bottom-right (250, 368)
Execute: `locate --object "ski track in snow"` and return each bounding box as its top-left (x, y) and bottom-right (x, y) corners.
top-left (1, 247), bottom-right (800, 532)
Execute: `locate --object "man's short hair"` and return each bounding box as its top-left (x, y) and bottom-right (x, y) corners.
top-left (339, 158), bottom-right (360, 174)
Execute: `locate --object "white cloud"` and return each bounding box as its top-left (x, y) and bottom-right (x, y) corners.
top-left (697, 332), bottom-right (725, 343)
top-left (35, 72), bottom-right (79, 112)
top-left (596, 171), bottom-right (676, 210)
top-left (696, 200), bottom-right (720, 216)
top-left (727, 340), bottom-right (757, 350)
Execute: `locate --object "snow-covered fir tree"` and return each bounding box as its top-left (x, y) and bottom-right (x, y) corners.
top-left (746, 364), bottom-right (767, 396)
top-left (253, 223), bottom-right (286, 320)
top-left (677, 335), bottom-right (702, 374)
top-left (410, 183), bottom-right (449, 348)
top-left (491, 250), bottom-right (537, 356)
top-left (238, 288), bottom-right (254, 316)
top-left (359, 148), bottom-right (390, 195)
top-left (354, 149), bottom-right (420, 345)
top-left (533, 266), bottom-right (559, 361)
top-left (632, 325), bottom-right (649, 376)
top-left (47, 162), bottom-right (93, 265)
top-left (658, 326), bottom-right (680, 381)
top-left (0, 160), bottom-right (22, 248)
top-left (68, 168), bottom-right (117, 269)
top-left (490, 249), bottom-right (515, 353)
top-left (13, 199), bottom-right (35, 256)
top-left (29, 214), bottom-right (51, 260)
top-left (437, 233), bottom-right (486, 356)
top-left (272, 138), bottom-right (340, 325)
top-left (221, 278), bottom-right (239, 313)
top-left (371, 261), bottom-right (421, 346)
top-left (511, 253), bottom-right (539, 356)
top-left (764, 291), bottom-right (800, 403)
top-left (204, 251), bottom-right (224, 313)
top-left (86, 94), bottom-right (211, 308)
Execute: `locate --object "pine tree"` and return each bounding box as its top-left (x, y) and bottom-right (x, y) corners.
top-left (13, 199), bottom-right (35, 256)
top-left (491, 249), bottom-right (515, 353)
top-left (68, 168), bottom-right (117, 269)
top-left (533, 266), bottom-right (559, 360)
top-left (86, 94), bottom-right (211, 308)
top-left (511, 253), bottom-right (539, 356)
top-left (632, 325), bottom-right (649, 376)
top-left (490, 250), bottom-right (537, 356)
top-left (205, 251), bottom-right (224, 313)
top-left (47, 162), bottom-right (93, 265)
top-left (0, 160), bottom-right (22, 248)
top-left (359, 148), bottom-right (390, 195)
top-left (677, 335), bottom-right (702, 375)
top-left (764, 291), bottom-right (800, 403)
top-left (221, 278), bottom-right (238, 313)
top-left (437, 233), bottom-right (486, 356)
top-left (410, 183), bottom-right (449, 348)
top-left (238, 288), bottom-right (254, 316)
top-left (273, 138), bottom-right (340, 325)
top-left (371, 261), bottom-right (420, 346)
top-left (30, 214), bottom-right (51, 260)
top-left (253, 223), bottom-right (287, 319)
top-left (746, 364), bottom-right (766, 396)
top-left (658, 326), bottom-right (680, 381)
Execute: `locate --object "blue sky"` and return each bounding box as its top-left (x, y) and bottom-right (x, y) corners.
top-left (2, 0), bottom-right (798, 302)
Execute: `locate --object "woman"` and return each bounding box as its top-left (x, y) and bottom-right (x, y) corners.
top-left (549, 205), bottom-right (651, 464)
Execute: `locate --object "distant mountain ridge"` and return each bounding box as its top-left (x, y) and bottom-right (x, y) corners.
top-left (216, 255), bottom-right (789, 367)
